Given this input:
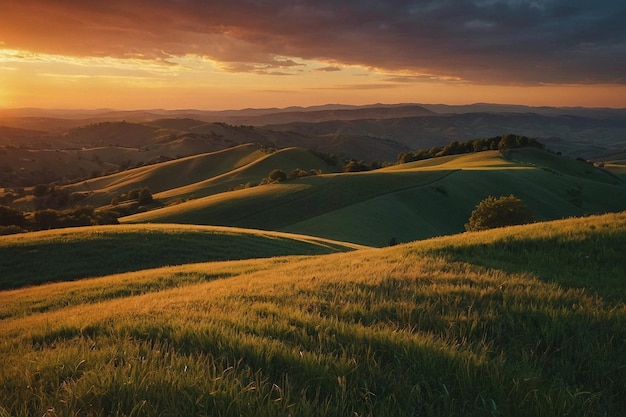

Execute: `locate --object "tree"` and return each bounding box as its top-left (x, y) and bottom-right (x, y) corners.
top-left (342, 160), bottom-right (370, 172)
top-left (34, 209), bottom-right (59, 230)
top-left (267, 169), bottom-right (287, 183)
top-left (0, 205), bottom-right (26, 227)
top-left (33, 183), bottom-right (49, 197)
top-left (137, 187), bottom-right (153, 205)
top-left (465, 195), bottom-right (534, 231)
top-left (287, 168), bottom-right (310, 180)
top-left (497, 133), bottom-right (520, 151)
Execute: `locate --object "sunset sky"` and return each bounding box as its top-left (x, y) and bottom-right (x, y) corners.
top-left (1, 0), bottom-right (625, 110)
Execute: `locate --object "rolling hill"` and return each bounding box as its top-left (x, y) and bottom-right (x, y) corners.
top-left (1, 212), bottom-right (624, 416)
top-left (0, 223), bottom-right (365, 290)
top-left (0, 119), bottom-right (406, 188)
top-left (121, 147), bottom-right (626, 246)
top-left (265, 111), bottom-right (626, 160)
top-left (60, 145), bottom-right (341, 208)
top-left (3, 102), bottom-right (626, 190)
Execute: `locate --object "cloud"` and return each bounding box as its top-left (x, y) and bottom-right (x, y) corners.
top-left (314, 66), bottom-right (343, 72)
top-left (1, 0), bottom-right (625, 85)
top-left (309, 83), bottom-right (402, 91)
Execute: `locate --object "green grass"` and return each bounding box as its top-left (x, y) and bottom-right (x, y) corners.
top-left (0, 212), bottom-right (625, 416)
top-left (122, 149), bottom-right (626, 246)
top-left (63, 144), bottom-right (265, 206)
top-left (152, 146), bottom-right (340, 202)
top-left (63, 145), bottom-right (339, 208)
top-left (122, 169), bottom-right (452, 230)
top-left (0, 224), bottom-right (365, 289)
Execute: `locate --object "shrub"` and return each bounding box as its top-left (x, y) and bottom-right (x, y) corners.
top-left (465, 195), bottom-right (534, 231)
top-left (267, 169), bottom-right (287, 183)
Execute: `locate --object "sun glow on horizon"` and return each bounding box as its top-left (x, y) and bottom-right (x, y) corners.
top-left (1, 46), bottom-right (626, 110)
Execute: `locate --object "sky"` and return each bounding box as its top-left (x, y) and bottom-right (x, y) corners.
top-left (1, 0), bottom-right (625, 110)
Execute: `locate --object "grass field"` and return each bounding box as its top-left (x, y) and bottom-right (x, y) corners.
top-left (0, 224), bottom-right (365, 289)
top-left (0, 212), bottom-right (624, 416)
top-left (122, 149), bottom-right (626, 246)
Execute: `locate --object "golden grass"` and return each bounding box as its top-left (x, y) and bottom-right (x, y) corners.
top-left (382, 150), bottom-right (525, 170)
top-left (1, 213), bottom-right (624, 416)
top-left (63, 144), bottom-right (265, 206)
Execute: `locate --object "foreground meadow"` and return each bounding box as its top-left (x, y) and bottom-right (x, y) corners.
top-left (1, 212), bottom-right (625, 416)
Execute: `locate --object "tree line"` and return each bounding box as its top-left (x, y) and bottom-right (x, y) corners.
top-left (397, 133), bottom-right (544, 164)
top-left (0, 205), bottom-right (119, 235)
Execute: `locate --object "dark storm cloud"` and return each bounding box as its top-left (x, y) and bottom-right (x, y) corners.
top-left (1, 0), bottom-right (625, 84)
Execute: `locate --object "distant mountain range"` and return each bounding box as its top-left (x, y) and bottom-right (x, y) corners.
top-left (2, 102), bottom-right (625, 124)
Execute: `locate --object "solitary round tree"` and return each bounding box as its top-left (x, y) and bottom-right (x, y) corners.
top-left (465, 195), bottom-right (533, 231)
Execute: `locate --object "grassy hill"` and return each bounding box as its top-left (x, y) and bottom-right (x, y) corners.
top-left (122, 148), bottom-right (626, 246)
top-left (0, 212), bottom-right (624, 416)
top-left (153, 146), bottom-right (342, 202)
top-left (58, 145), bottom-right (340, 208)
top-left (0, 223), bottom-right (365, 290)
top-left (63, 144), bottom-right (266, 206)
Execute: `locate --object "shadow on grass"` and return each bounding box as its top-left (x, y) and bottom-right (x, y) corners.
top-left (0, 232), bottom-right (347, 290)
top-left (427, 232), bottom-right (626, 304)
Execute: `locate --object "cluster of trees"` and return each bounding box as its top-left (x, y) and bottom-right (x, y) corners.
top-left (0, 205), bottom-right (119, 235)
top-left (260, 168), bottom-right (322, 185)
top-left (342, 160), bottom-right (375, 172)
top-left (0, 165), bottom-right (59, 188)
top-left (32, 184), bottom-right (88, 210)
top-left (398, 133), bottom-right (544, 164)
top-left (111, 187), bottom-right (154, 206)
top-left (0, 186), bottom-right (155, 234)
top-left (260, 158), bottom-right (386, 183)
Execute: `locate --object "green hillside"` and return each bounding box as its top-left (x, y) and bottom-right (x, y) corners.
top-left (62, 144), bottom-right (264, 206)
top-left (59, 145), bottom-right (339, 208)
top-left (122, 149), bottom-right (626, 246)
top-left (1, 213), bottom-right (624, 416)
top-left (0, 224), bottom-right (365, 290)
top-left (154, 146), bottom-right (341, 202)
